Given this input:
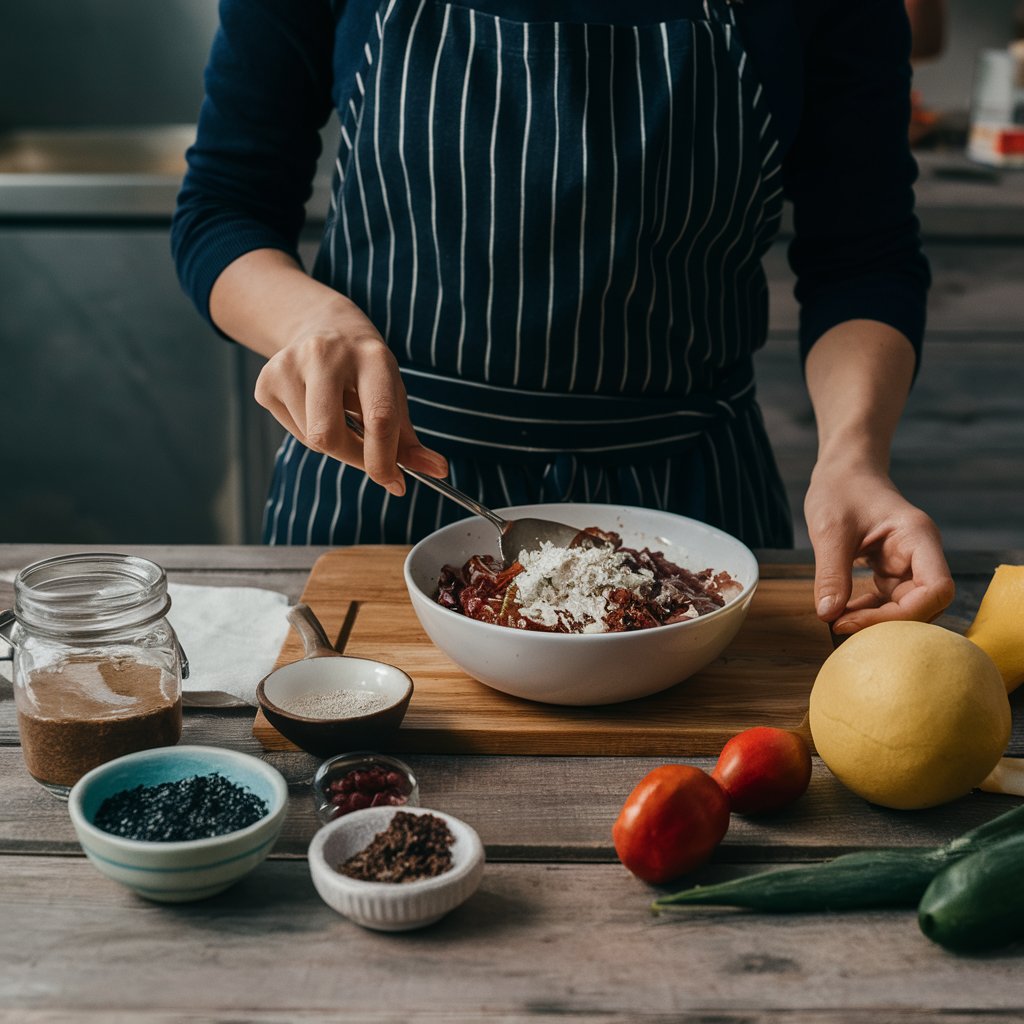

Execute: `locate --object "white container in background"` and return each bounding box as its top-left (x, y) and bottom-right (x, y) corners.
top-left (968, 46), bottom-right (1024, 167)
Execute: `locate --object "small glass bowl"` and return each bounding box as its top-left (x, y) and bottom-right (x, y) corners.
top-left (312, 751), bottom-right (420, 825)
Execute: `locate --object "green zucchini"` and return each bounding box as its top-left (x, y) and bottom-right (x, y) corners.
top-left (918, 831), bottom-right (1024, 952)
top-left (653, 802), bottom-right (1024, 914)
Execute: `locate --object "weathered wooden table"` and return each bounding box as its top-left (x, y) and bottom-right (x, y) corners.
top-left (2, 543), bottom-right (1022, 1022)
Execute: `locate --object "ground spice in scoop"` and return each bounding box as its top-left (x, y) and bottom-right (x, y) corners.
top-left (337, 811), bottom-right (454, 883)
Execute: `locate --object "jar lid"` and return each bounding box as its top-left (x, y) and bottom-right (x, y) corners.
top-left (13, 552), bottom-right (170, 641)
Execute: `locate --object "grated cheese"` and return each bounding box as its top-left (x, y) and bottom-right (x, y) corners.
top-left (513, 542), bottom-right (655, 632)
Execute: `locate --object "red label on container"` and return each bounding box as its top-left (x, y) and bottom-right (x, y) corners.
top-left (995, 130), bottom-right (1024, 155)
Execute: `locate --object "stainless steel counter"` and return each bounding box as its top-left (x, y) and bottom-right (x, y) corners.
top-left (0, 126), bottom-right (188, 218)
top-left (0, 125), bottom-right (333, 220)
top-left (4, 125), bottom-right (1024, 234)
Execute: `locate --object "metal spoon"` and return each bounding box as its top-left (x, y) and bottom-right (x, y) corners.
top-left (343, 414), bottom-right (602, 564)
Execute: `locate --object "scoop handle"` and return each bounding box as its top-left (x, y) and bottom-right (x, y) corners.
top-left (287, 603), bottom-right (339, 659)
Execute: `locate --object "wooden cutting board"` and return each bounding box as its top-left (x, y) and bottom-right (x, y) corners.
top-left (253, 547), bottom-right (832, 756)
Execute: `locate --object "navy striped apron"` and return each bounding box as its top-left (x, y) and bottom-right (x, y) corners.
top-left (263, 0), bottom-right (793, 548)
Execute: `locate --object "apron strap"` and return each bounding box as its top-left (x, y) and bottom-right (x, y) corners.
top-left (400, 360), bottom-right (756, 466)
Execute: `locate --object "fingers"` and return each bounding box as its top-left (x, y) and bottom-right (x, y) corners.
top-left (346, 401), bottom-right (449, 481)
top-left (834, 599), bottom-right (916, 634)
top-left (908, 531), bottom-right (956, 618)
top-left (254, 369), bottom-right (314, 450)
top-left (349, 345), bottom-right (447, 490)
top-left (831, 527), bottom-right (954, 635)
top-left (810, 520), bottom-right (857, 624)
top-left (398, 426), bottom-right (449, 478)
top-left (843, 591), bottom-right (884, 612)
top-left (302, 375), bottom-right (361, 463)
top-left (358, 400), bottom-right (405, 495)
top-left (352, 346), bottom-right (425, 495)
top-left (254, 324), bottom-right (448, 496)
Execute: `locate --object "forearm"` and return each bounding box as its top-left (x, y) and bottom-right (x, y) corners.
top-left (209, 248), bottom-right (364, 359)
top-left (208, 248), bottom-right (445, 490)
top-left (804, 319), bottom-right (917, 477)
top-left (802, 319), bottom-right (951, 630)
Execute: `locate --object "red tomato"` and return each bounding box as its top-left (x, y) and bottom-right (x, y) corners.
top-left (612, 765), bottom-right (731, 884)
top-left (711, 727), bottom-right (812, 815)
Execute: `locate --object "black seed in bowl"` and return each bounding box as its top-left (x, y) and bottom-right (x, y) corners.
top-left (93, 772), bottom-right (269, 841)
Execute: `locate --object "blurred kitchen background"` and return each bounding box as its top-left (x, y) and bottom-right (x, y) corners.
top-left (1, 0), bottom-right (1022, 549)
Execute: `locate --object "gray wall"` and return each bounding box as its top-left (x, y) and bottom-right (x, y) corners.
top-left (0, 228), bottom-right (242, 544)
top-left (0, 0), bottom-right (218, 128)
top-left (3, 0), bottom-right (1017, 128)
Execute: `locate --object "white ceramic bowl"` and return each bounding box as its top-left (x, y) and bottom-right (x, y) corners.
top-left (68, 745), bottom-right (289, 902)
top-left (404, 503), bottom-right (758, 706)
top-left (308, 806), bottom-right (485, 931)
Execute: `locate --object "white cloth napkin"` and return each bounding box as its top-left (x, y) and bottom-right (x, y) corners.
top-left (167, 582), bottom-right (291, 704)
top-left (0, 576), bottom-right (290, 705)
top-left (0, 570), bottom-right (16, 683)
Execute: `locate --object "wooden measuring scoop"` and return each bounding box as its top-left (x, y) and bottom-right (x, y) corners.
top-left (255, 603), bottom-right (414, 758)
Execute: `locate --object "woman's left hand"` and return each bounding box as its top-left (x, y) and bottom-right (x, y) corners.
top-left (803, 462), bottom-right (955, 635)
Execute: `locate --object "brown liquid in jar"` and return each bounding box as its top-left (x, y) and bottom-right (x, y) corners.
top-left (17, 657), bottom-right (182, 789)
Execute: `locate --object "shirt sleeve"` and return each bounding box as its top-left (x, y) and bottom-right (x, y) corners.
top-left (170, 0), bottom-right (335, 332)
top-left (783, 0), bottom-right (930, 367)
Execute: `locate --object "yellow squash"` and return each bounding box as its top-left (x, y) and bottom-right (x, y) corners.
top-left (965, 564), bottom-right (1024, 692)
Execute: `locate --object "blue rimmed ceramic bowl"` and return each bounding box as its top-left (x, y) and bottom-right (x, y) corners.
top-left (68, 745), bottom-right (289, 903)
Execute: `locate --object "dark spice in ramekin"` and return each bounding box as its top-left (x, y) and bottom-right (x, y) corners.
top-left (338, 811), bottom-right (454, 883)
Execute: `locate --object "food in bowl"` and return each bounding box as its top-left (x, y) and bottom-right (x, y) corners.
top-left (313, 751), bottom-right (420, 823)
top-left (256, 657), bottom-right (414, 758)
top-left (322, 763), bottom-right (415, 816)
top-left (67, 745), bottom-right (289, 902)
top-left (336, 810), bottom-right (454, 883)
top-left (436, 527), bottom-right (741, 634)
top-left (92, 772), bottom-right (269, 841)
top-left (308, 806), bottom-right (485, 930)
top-left (404, 503), bottom-right (759, 706)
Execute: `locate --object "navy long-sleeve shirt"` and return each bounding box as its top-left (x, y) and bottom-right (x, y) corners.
top-left (172, 0), bottom-right (930, 365)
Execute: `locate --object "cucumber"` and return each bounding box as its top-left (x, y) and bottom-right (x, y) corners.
top-left (654, 802), bottom-right (1024, 914)
top-left (918, 831), bottom-right (1024, 952)
top-left (654, 849), bottom-right (944, 912)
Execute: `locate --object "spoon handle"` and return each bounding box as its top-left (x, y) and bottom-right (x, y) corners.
top-left (343, 414), bottom-right (507, 532)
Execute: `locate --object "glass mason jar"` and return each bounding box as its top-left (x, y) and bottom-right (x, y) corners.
top-left (0, 553), bottom-right (185, 798)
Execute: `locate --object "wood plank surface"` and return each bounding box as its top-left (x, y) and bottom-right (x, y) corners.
top-left (2, 858), bottom-right (1022, 1019)
top-left (5, 739), bottom-right (1019, 862)
top-left (6, 1015), bottom-right (1022, 1024)
top-left (6, 704), bottom-right (1018, 865)
top-left (3, 546), bottom-right (1024, 1022)
top-left (252, 548), bottom-right (833, 756)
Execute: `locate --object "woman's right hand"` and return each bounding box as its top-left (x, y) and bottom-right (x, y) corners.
top-left (254, 305), bottom-right (448, 496)
top-left (210, 249), bottom-right (448, 496)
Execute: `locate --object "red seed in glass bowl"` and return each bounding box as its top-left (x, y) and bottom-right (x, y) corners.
top-left (329, 768), bottom-right (408, 813)
top-left (312, 752), bottom-right (419, 824)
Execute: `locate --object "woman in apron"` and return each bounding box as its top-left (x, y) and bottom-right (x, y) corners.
top-left (173, 0), bottom-right (953, 634)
